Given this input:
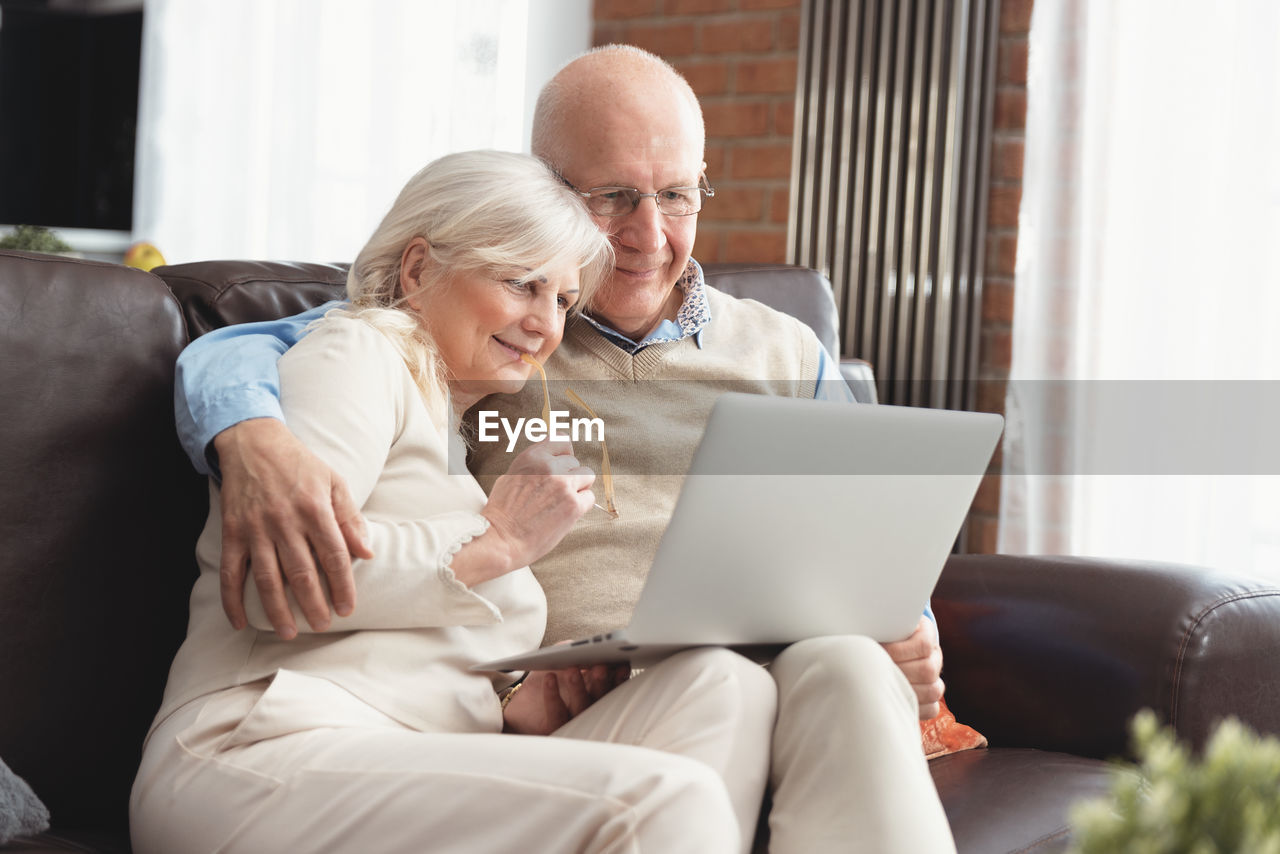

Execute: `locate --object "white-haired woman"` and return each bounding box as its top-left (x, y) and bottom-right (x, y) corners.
top-left (130, 151), bottom-right (769, 853)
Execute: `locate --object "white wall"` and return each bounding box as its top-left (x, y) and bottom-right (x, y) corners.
top-left (131, 0), bottom-right (593, 264)
top-left (521, 0), bottom-right (592, 153)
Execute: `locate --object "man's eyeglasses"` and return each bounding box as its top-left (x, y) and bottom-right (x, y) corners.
top-left (566, 173), bottom-right (715, 218)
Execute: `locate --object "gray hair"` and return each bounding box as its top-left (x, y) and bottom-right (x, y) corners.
top-left (339, 150), bottom-right (612, 410)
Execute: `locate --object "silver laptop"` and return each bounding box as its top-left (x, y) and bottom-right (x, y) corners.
top-left (475, 392), bottom-right (1003, 672)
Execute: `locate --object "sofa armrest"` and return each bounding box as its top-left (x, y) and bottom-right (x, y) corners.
top-left (838, 358), bottom-right (878, 404)
top-left (933, 554), bottom-right (1280, 759)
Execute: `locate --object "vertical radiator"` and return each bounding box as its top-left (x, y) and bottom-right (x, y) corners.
top-left (789, 0), bottom-right (1000, 410)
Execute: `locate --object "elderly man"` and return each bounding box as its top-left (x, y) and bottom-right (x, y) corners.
top-left (176, 45), bottom-right (954, 853)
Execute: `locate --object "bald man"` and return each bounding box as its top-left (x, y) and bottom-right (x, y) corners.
top-left (174, 45), bottom-right (955, 853)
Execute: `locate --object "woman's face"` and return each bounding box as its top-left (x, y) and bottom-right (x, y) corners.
top-left (414, 258), bottom-right (581, 408)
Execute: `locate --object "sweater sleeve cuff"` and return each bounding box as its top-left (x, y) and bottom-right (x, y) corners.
top-left (192, 387), bottom-right (288, 480)
top-left (435, 512), bottom-right (504, 624)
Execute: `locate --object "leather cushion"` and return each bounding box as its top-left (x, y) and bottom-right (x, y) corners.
top-left (935, 554), bottom-right (1280, 756)
top-left (702, 262), bottom-right (841, 359)
top-left (0, 250), bottom-right (203, 837)
top-left (932, 748), bottom-right (1115, 854)
top-left (156, 260), bottom-right (347, 337)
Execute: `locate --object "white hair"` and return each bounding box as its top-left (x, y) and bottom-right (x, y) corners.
top-left (337, 150), bottom-right (612, 413)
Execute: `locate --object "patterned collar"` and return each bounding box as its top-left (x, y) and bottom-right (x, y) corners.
top-left (578, 258), bottom-right (711, 353)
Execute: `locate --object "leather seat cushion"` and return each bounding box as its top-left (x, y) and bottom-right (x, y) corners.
top-left (933, 748), bottom-right (1115, 854)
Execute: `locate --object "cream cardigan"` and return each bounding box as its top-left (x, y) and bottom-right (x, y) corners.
top-left (151, 316), bottom-right (545, 738)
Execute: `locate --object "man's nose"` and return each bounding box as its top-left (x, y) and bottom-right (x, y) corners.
top-left (610, 197), bottom-right (667, 255)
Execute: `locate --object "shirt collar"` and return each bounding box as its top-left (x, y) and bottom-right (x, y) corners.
top-left (578, 258), bottom-right (710, 353)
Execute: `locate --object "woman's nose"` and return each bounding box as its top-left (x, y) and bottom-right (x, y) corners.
top-left (523, 294), bottom-right (559, 335)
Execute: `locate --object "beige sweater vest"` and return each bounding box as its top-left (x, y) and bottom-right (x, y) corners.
top-left (468, 286), bottom-right (822, 644)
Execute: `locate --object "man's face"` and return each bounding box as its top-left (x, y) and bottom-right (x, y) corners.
top-left (556, 105), bottom-right (703, 341)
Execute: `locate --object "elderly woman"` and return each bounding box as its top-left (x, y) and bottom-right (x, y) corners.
top-left (130, 151), bottom-right (774, 854)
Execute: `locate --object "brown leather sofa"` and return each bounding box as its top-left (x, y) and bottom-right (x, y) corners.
top-left (3, 247), bottom-right (1279, 854)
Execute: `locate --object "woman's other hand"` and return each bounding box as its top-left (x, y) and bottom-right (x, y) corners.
top-left (482, 440), bottom-right (596, 570)
top-left (449, 440), bottom-right (594, 587)
top-left (502, 664), bottom-right (631, 736)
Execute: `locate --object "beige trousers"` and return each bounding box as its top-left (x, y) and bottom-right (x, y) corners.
top-left (767, 635), bottom-right (956, 854)
top-left (131, 641), bottom-right (953, 854)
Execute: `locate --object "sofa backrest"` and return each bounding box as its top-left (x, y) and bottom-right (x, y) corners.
top-left (159, 260), bottom-right (348, 336)
top-left (701, 263), bottom-right (841, 360)
top-left (151, 260), bottom-right (844, 355)
top-left (0, 250), bottom-right (206, 837)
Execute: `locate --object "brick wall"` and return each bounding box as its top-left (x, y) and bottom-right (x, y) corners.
top-left (593, 0), bottom-right (1030, 553)
top-left (593, 0), bottom-right (802, 264)
top-left (967, 0), bottom-right (1030, 553)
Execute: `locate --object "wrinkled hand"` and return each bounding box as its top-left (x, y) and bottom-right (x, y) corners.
top-left (481, 440), bottom-right (595, 572)
top-left (882, 616), bottom-right (945, 720)
top-left (502, 664), bottom-right (631, 736)
top-left (214, 418), bottom-right (372, 639)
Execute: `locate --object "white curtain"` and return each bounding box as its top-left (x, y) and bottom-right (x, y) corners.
top-left (133, 0), bottom-right (579, 264)
top-left (1000, 0), bottom-right (1280, 581)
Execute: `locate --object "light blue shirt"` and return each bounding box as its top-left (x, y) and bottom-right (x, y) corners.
top-left (176, 301), bottom-right (334, 476)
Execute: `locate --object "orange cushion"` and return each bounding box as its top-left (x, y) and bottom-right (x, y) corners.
top-left (921, 696), bottom-right (987, 759)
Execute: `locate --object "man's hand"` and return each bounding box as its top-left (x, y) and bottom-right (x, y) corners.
top-left (214, 418), bottom-right (372, 639)
top-left (502, 664), bottom-right (631, 736)
top-left (882, 616), bottom-right (945, 720)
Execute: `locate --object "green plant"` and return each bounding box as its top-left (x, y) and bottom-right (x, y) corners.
top-left (1069, 710), bottom-right (1280, 854)
top-left (0, 225), bottom-right (74, 253)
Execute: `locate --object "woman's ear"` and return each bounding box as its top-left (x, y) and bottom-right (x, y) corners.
top-left (399, 237), bottom-right (431, 309)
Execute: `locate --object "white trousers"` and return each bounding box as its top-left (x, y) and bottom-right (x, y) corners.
top-left (131, 640), bottom-right (954, 854)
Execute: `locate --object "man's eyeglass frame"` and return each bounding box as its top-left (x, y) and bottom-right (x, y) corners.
top-left (560, 172), bottom-right (716, 218)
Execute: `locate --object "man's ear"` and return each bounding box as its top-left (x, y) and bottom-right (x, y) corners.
top-left (399, 237), bottom-right (431, 309)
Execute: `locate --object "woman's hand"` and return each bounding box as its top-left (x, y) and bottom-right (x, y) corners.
top-left (448, 440), bottom-right (594, 588)
top-left (482, 440), bottom-right (596, 571)
top-left (502, 664), bottom-right (632, 736)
